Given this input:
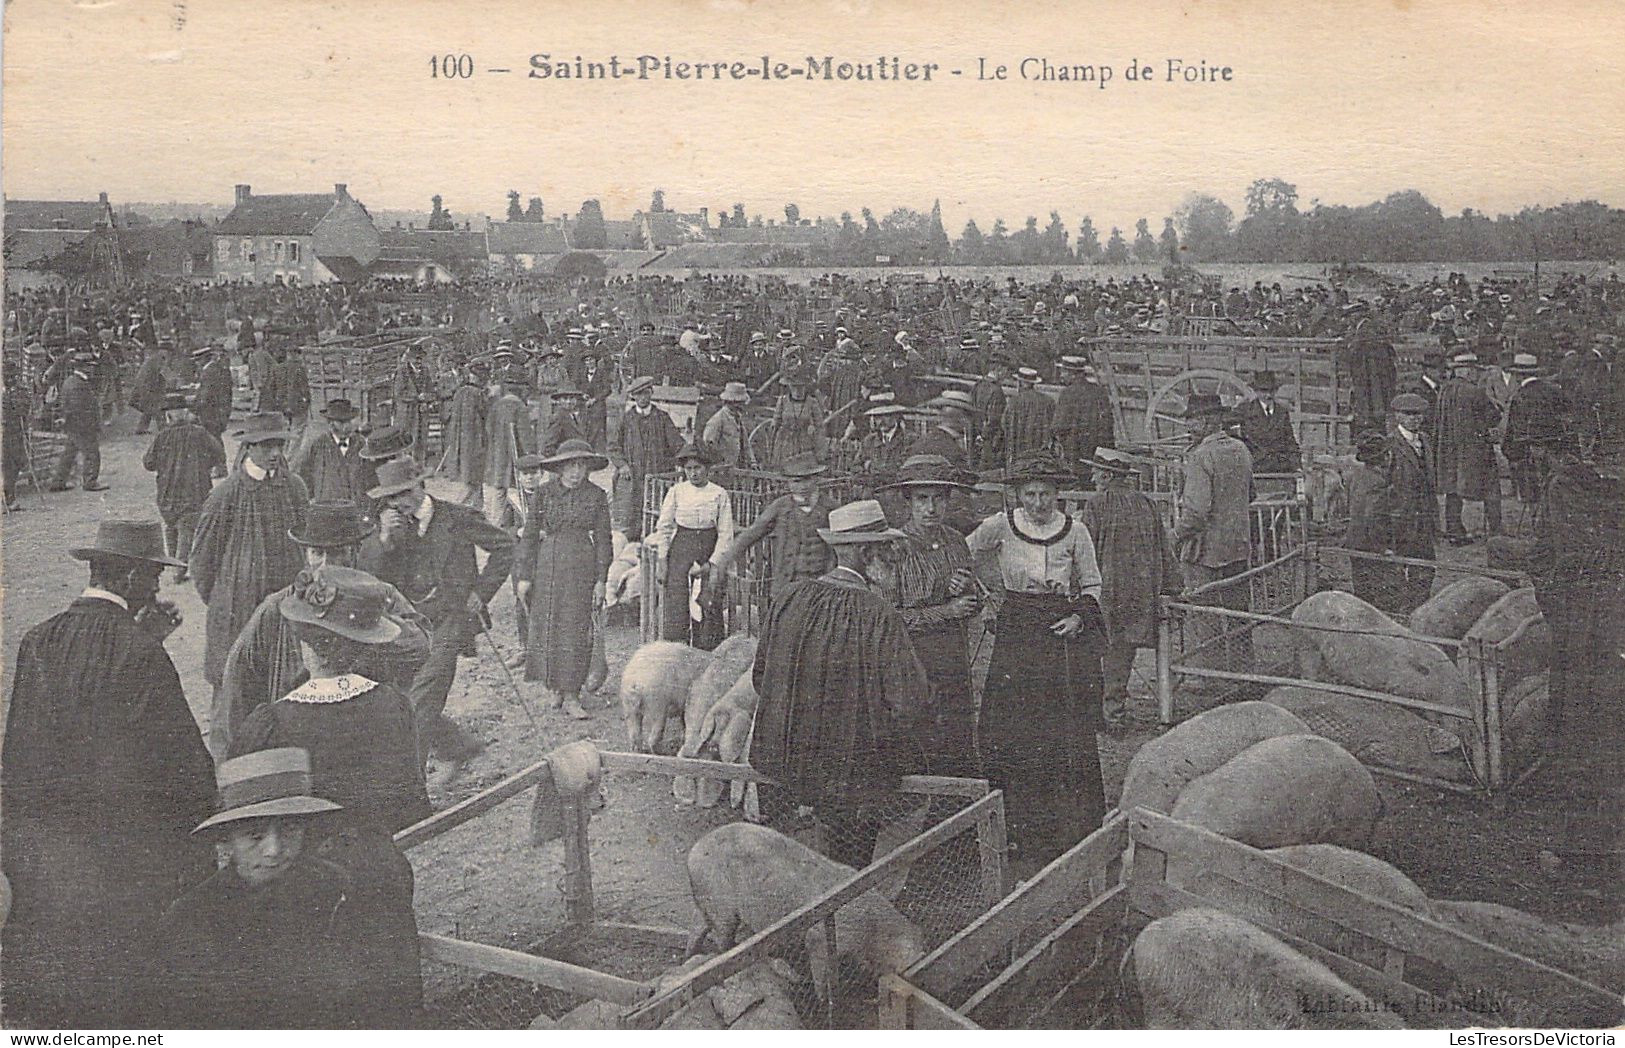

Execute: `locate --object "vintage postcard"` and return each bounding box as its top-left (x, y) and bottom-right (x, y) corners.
top-left (2, 0), bottom-right (1622, 1035)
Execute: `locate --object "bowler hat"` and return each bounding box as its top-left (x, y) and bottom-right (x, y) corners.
top-left (816, 499), bottom-right (906, 545)
top-left (1390, 392), bottom-right (1429, 413)
top-left (1505, 353), bottom-right (1540, 374)
top-left (367, 457), bottom-right (434, 499)
top-left (231, 413), bottom-right (296, 444)
top-left (674, 441), bottom-right (714, 467)
top-left (1182, 393), bottom-right (1226, 418)
top-left (69, 519), bottom-right (188, 568)
top-left (1003, 450), bottom-right (1077, 488)
top-left (278, 566), bottom-right (403, 646)
top-left (778, 453), bottom-right (829, 479)
top-left (192, 748), bottom-right (341, 837)
top-left (1251, 370), bottom-right (1281, 391)
top-left (879, 455), bottom-right (973, 492)
top-left (319, 398), bottom-right (359, 421)
top-left (516, 453), bottom-right (547, 471)
top-left (539, 438), bottom-right (609, 472)
top-left (359, 425), bottom-right (414, 462)
top-left (288, 500), bottom-right (375, 548)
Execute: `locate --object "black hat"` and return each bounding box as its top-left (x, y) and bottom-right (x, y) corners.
top-left (288, 499), bottom-right (375, 548)
top-left (320, 398), bottom-right (359, 421)
top-left (1003, 450), bottom-right (1077, 488)
top-left (359, 426), bottom-right (414, 462)
top-left (69, 519), bottom-right (188, 568)
top-left (1252, 370), bottom-right (1281, 392)
top-left (1182, 393), bottom-right (1226, 419)
top-left (879, 455), bottom-right (973, 492)
top-left (674, 441), bottom-right (714, 467)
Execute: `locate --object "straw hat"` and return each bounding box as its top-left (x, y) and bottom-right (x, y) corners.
top-left (277, 566), bottom-right (403, 646)
top-left (191, 748), bottom-right (341, 837)
top-left (927, 389), bottom-right (978, 414)
top-left (1505, 353), bottom-right (1540, 374)
top-left (539, 438), bottom-right (609, 472)
top-left (69, 519), bottom-right (188, 568)
top-left (816, 499), bottom-right (907, 545)
top-left (879, 455), bottom-right (973, 492)
top-left (719, 381), bottom-right (750, 404)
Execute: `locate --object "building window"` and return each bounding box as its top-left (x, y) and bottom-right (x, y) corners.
top-left (289, 241), bottom-right (301, 263)
top-left (217, 237), bottom-right (232, 260)
top-left (274, 241), bottom-right (284, 262)
top-left (241, 238), bottom-right (252, 261)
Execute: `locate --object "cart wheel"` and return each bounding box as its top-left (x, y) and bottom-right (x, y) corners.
top-left (1144, 368), bottom-right (1259, 442)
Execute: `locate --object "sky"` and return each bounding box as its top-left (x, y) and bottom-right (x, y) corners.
top-left (4, 0), bottom-right (1624, 234)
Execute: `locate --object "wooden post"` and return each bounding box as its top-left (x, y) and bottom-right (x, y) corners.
top-left (1482, 641), bottom-right (1504, 791)
top-left (1156, 596), bottom-right (1175, 725)
top-left (974, 792), bottom-right (1008, 909)
top-left (1463, 637), bottom-right (1491, 789)
top-left (560, 799), bottom-right (595, 928)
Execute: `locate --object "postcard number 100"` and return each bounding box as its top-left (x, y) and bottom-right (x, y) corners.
top-left (430, 54), bottom-right (475, 79)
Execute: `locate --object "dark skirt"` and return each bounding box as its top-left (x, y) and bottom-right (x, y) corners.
top-left (980, 591), bottom-right (1105, 865)
top-left (912, 625), bottom-right (979, 779)
top-left (525, 527), bottom-right (597, 691)
top-left (662, 525), bottom-right (723, 650)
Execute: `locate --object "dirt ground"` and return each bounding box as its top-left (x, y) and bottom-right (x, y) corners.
top-left (2, 416), bottom-right (1616, 1027)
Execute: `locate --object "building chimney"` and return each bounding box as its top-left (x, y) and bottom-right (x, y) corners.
top-left (334, 183), bottom-right (348, 200)
top-left (234, 184), bottom-right (251, 204)
top-left (98, 192), bottom-right (109, 205)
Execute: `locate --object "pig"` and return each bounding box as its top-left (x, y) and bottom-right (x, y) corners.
top-left (1118, 701), bottom-right (1310, 816)
top-left (1131, 908), bottom-right (1406, 1029)
top-left (1290, 590), bottom-right (1470, 721)
top-left (1264, 685), bottom-right (1468, 783)
top-left (619, 641), bottom-right (715, 753)
top-left (686, 822), bottom-right (926, 1004)
top-left (1430, 900), bottom-right (1625, 997)
top-left (1264, 844), bottom-right (1433, 915)
top-left (1458, 589), bottom-right (1548, 705)
top-left (674, 636), bottom-right (759, 803)
top-left (1169, 733), bottom-right (1381, 852)
top-left (1500, 673), bottom-right (1550, 771)
top-left (604, 540), bottom-right (643, 608)
top-left (682, 671), bottom-right (761, 808)
top-left (654, 955), bottom-right (803, 1030)
top-left (1408, 576), bottom-right (1512, 642)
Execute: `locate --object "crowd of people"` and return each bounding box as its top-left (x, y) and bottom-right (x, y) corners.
top-left (2, 263), bottom-right (1622, 1027)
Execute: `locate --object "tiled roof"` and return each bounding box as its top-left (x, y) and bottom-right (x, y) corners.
top-left (486, 221), bottom-right (570, 254)
top-left (217, 194), bottom-right (336, 236)
top-left (378, 228), bottom-right (489, 261)
top-left (3, 228), bottom-right (89, 267)
top-left (4, 199), bottom-right (115, 233)
top-left (316, 254), bottom-right (371, 284)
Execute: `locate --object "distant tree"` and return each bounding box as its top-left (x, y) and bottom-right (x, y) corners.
top-left (1132, 218), bottom-right (1158, 262)
top-left (784, 202), bottom-right (801, 227)
top-left (1013, 216), bottom-right (1041, 263)
top-left (988, 218), bottom-right (1011, 263)
top-left (1245, 177), bottom-right (1299, 217)
top-left (507, 190), bottom-right (524, 223)
top-left (427, 194), bottom-right (454, 230)
top-left (927, 200), bottom-right (952, 260)
top-left (1075, 217), bottom-right (1102, 262)
top-left (650, 189), bottom-right (667, 213)
top-left (1235, 177), bottom-right (1301, 261)
top-left (749, 215), bottom-right (764, 229)
top-left (574, 199), bottom-right (607, 248)
top-left (1173, 193), bottom-right (1235, 261)
top-left (1160, 217), bottom-right (1180, 263)
top-left (525, 197), bottom-right (544, 222)
top-left (554, 250), bottom-right (607, 282)
top-left (1103, 227), bottom-right (1130, 264)
top-left (1041, 211), bottom-right (1070, 262)
top-left (958, 218), bottom-right (986, 261)
top-left (731, 202), bottom-right (747, 226)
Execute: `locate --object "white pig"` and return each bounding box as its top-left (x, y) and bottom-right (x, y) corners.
top-left (674, 636), bottom-right (759, 802)
top-left (619, 641), bottom-right (715, 753)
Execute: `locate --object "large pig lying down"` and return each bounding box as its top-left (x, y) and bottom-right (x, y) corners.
top-left (618, 641), bottom-right (715, 752)
top-left (1118, 701), bottom-right (1310, 815)
top-left (1132, 908), bottom-right (1406, 1029)
top-left (1169, 733), bottom-right (1380, 852)
top-left (1290, 590), bottom-right (1470, 722)
top-left (686, 823), bottom-right (926, 1004)
top-left (1264, 685), bottom-right (1468, 782)
top-left (673, 635), bottom-right (759, 802)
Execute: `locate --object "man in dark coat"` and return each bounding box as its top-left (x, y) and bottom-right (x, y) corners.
top-left (1343, 325), bottom-right (1398, 431)
top-left (129, 341), bottom-right (170, 434)
top-left (972, 356), bottom-right (1010, 470)
top-left (194, 343), bottom-right (234, 439)
top-left (614, 375), bottom-right (683, 539)
top-left (190, 413), bottom-right (310, 693)
top-left (1382, 393), bottom-right (1438, 611)
top-left (48, 349), bottom-right (108, 491)
top-left (1435, 353), bottom-right (1503, 542)
top-left (751, 499), bottom-right (929, 868)
top-left (538, 383), bottom-right (590, 457)
top-left (438, 359), bottom-right (490, 506)
top-left (142, 393), bottom-right (225, 574)
top-left (1502, 354), bottom-right (1570, 504)
top-left (2, 520), bottom-right (214, 1027)
top-left (1233, 370), bottom-right (1301, 475)
top-left (1051, 356), bottom-right (1116, 472)
top-left (1001, 367), bottom-right (1054, 466)
top-left (290, 397), bottom-right (373, 510)
top-left (361, 458), bottom-right (515, 779)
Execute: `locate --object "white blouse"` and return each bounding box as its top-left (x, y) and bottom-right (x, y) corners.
top-left (654, 480), bottom-right (737, 562)
top-left (966, 508), bottom-right (1103, 600)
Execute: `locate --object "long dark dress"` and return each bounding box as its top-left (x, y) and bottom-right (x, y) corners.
top-left (883, 522), bottom-right (979, 777)
top-left (190, 467), bottom-right (309, 686)
top-left (516, 477), bottom-right (614, 691)
top-left (233, 676), bottom-right (430, 925)
top-left (2, 597), bottom-right (216, 1027)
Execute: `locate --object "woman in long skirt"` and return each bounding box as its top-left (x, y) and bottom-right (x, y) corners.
top-left (516, 439), bottom-right (613, 719)
top-left (654, 443), bottom-right (735, 650)
top-left (967, 450), bottom-right (1108, 866)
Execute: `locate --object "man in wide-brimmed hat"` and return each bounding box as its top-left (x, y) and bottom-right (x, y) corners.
top-left (211, 499), bottom-right (430, 761)
top-left (538, 380), bottom-right (591, 459)
top-left (1077, 448), bottom-right (1180, 729)
top-left (362, 456), bottom-right (514, 777)
top-left (710, 452), bottom-right (835, 602)
top-left (751, 499), bottom-right (928, 866)
top-left (3, 520), bottom-right (214, 1026)
top-left (142, 391), bottom-right (225, 580)
top-left (701, 380), bottom-right (751, 472)
top-left (481, 365), bottom-right (535, 528)
top-left (909, 388), bottom-right (976, 471)
top-left (150, 745), bottom-right (421, 1029)
top-left (876, 456), bottom-right (981, 775)
top-left (613, 375), bottom-right (683, 540)
top-left (769, 364), bottom-right (828, 470)
top-left (1171, 392), bottom-right (1256, 683)
top-left (1051, 354), bottom-right (1115, 479)
top-left (1002, 366), bottom-right (1055, 467)
top-left (291, 397), bottom-right (372, 508)
top-left (1232, 369), bottom-right (1301, 477)
top-left (191, 413), bottom-right (311, 698)
top-left (971, 353), bottom-right (1012, 470)
top-left (1381, 392), bottom-right (1439, 611)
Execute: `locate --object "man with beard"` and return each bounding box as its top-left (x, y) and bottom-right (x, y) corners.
top-left (2, 521), bottom-right (214, 1027)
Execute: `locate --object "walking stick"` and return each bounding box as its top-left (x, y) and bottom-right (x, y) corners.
top-left (476, 612), bottom-right (541, 731)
